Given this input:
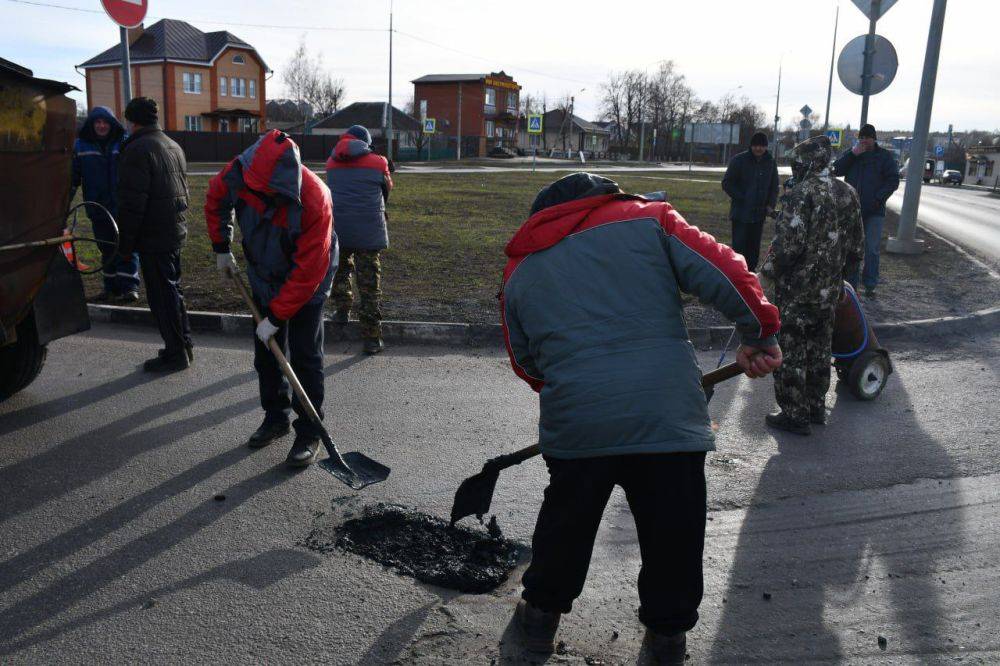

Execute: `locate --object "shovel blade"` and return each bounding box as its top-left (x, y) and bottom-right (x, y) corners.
top-left (450, 465), bottom-right (501, 526)
top-left (318, 451), bottom-right (390, 489)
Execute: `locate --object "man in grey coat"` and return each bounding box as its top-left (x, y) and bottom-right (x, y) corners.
top-left (721, 132), bottom-right (779, 271)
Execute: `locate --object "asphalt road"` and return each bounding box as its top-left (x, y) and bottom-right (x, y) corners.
top-left (887, 184), bottom-right (1000, 268)
top-left (1, 324), bottom-right (998, 664)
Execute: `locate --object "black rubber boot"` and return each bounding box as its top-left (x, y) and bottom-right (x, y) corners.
top-left (363, 337), bottom-right (385, 355)
top-left (332, 308), bottom-right (350, 324)
top-left (515, 599), bottom-right (560, 654)
top-left (158, 345), bottom-right (194, 363)
top-left (143, 351), bottom-right (190, 373)
top-left (286, 435), bottom-right (320, 468)
top-left (648, 630), bottom-right (687, 665)
top-left (766, 411), bottom-right (811, 435)
top-left (247, 420), bottom-right (291, 449)
top-left (810, 408), bottom-right (827, 425)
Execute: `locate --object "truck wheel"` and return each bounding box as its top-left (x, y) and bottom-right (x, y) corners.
top-left (0, 311), bottom-right (48, 402)
top-left (847, 350), bottom-right (889, 401)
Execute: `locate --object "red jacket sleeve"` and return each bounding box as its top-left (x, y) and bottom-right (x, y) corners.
top-left (267, 171), bottom-right (333, 321)
top-left (205, 161), bottom-right (236, 253)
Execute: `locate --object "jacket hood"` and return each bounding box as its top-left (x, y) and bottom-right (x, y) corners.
top-left (332, 133), bottom-right (373, 162)
top-left (239, 130), bottom-right (302, 203)
top-left (790, 135), bottom-right (832, 181)
top-left (79, 106), bottom-right (125, 144)
top-left (505, 192), bottom-right (623, 259)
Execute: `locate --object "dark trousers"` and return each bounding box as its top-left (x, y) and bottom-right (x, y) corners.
top-left (522, 452), bottom-right (707, 635)
top-left (731, 220), bottom-right (765, 272)
top-left (254, 297), bottom-right (325, 438)
top-left (139, 250), bottom-right (192, 355)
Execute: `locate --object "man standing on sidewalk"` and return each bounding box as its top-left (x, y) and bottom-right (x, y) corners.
top-left (721, 131), bottom-right (779, 271)
top-left (116, 97), bottom-right (193, 372)
top-left (761, 136), bottom-right (864, 435)
top-left (833, 123), bottom-right (899, 297)
top-left (71, 106), bottom-right (140, 303)
top-left (206, 130), bottom-right (337, 467)
top-left (501, 173), bottom-right (782, 663)
top-left (325, 125), bottom-right (393, 355)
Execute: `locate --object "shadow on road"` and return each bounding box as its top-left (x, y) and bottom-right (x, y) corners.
top-left (708, 370), bottom-right (964, 662)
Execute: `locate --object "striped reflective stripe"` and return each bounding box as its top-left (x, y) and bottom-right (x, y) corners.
top-left (76, 151), bottom-right (103, 157)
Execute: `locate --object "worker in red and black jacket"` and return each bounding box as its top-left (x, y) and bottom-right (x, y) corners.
top-left (206, 130), bottom-right (338, 467)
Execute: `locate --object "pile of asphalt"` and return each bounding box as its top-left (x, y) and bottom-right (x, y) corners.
top-left (303, 503), bottom-right (522, 593)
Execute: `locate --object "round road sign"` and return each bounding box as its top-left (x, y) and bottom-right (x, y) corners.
top-left (838, 34), bottom-right (898, 96)
top-left (100, 0), bottom-right (148, 28)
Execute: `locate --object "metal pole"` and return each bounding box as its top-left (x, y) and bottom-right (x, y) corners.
top-left (888, 0), bottom-right (947, 255)
top-left (859, 0), bottom-right (880, 127)
top-left (119, 26), bottom-right (132, 108)
top-left (386, 1), bottom-right (393, 160)
top-left (773, 59), bottom-right (782, 142)
top-left (456, 83), bottom-right (462, 160)
top-left (823, 4), bottom-right (840, 132)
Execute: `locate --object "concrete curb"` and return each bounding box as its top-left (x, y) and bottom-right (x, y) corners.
top-left (86, 303), bottom-right (1000, 348)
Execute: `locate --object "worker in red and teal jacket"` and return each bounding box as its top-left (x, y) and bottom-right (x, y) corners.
top-left (206, 130), bottom-right (337, 468)
top-left (500, 172), bottom-right (782, 662)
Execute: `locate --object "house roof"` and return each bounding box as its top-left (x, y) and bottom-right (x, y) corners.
top-left (520, 110), bottom-right (610, 134)
top-left (312, 102), bottom-right (420, 132)
top-left (79, 19), bottom-right (270, 71)
top-left (412, 74), bottom-right (488, 84)
top-left (0, 56), bottom-right (78, 94)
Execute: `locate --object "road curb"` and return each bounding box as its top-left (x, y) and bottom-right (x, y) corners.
top-left (86, 303), bottom-right (1000, 349)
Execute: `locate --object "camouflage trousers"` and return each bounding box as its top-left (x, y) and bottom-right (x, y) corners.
top-left (331, 249), bottom-right (382, 339)
top-left (773, 302), bottom-right (835, 424)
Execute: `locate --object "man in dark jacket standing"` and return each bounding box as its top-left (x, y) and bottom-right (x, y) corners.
top-left (71, 106), bottom-right (139, 302)
top-left (501, 173), bottom-right (782, 662)
top-left (832, 123), bottom-right (899, 297)
top-left (721, 132), bottom-right (778, 271)
top-left (117, 97), bottom-right (192, 372)
top-left (325, 125), bottom-right (393, 354)
top-left (207, 130), bottom-right (337, 467)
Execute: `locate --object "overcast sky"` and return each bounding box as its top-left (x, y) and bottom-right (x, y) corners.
top-left (5, 0), bottom-right (997, 133)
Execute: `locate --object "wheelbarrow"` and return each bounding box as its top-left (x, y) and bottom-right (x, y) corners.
top-left (832, 281), bottom-right (892, 400)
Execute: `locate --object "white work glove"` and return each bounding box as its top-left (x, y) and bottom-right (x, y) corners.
top-left (216, 252), bottom-right (238, 276)
top-left (256, 317), bottom-right (280, 345)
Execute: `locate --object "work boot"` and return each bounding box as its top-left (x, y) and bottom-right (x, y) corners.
top-left (363, 337), bottom-right (385, 355)
top-left (142, 351), bottom-right (190, 373)
top-left (648, 630), bottom-right (687, 665)
top-left (515, 599), bottom-right (560, 653)
top-left (247, 420), bottom-right (291, 449)
top-left (286, 434), bottom-right (320, 468)
top-left (810, 408), bottom-right (827, 425)
top-left (766, 411), bottom-right (811, 436)
top-left (158, 344), bottom-right (195, 363)
top-left (332, 307), bottom-right (350, 324)
top-left (117, 290), bottom-right (140, 304)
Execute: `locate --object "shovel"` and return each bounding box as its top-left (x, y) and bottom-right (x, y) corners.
top-left (229, 269), bottom-right (390, 489)
top-left (449, 360), bottom-right (747, 525)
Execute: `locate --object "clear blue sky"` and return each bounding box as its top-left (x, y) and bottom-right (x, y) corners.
top-left (3, 0), bottom-right (996, 133)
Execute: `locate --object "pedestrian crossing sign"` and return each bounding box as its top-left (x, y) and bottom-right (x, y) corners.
top-left (527, 114), bottom-right (543, 134)
top-left (423, 118), bottom-right (436, 134)
top-left (825, 128), bottom-right (843, 148)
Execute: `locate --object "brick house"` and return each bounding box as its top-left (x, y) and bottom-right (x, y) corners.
top-left (79, 19), bottom-right (270, 133)
top-left (516, 109), bottom-right (611, 158)
top-left (411, 72), bottom-right (521, 157)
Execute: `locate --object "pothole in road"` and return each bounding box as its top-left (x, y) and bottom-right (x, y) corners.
top-left (303, 503), bottom-right (525, 593)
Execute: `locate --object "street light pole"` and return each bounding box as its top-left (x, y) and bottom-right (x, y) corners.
top-left (119, 27), bottom-right (132, 108)
top-left (888, 0), bottom-right (948, 255)
top-left (823, 3), bottom-right (840, 132)
top-left (773, 58), bottom-right (782, 143)
top-left (385, 0), bottom-right (394, 159)
top-left (859, 0), bottom-right (880, 127)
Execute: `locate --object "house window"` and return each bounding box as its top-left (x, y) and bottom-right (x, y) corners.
top-left (484, 88), bottom-right (496, 112)
top-left (232, 54), bottom-right (246, 65)
top-left (240, 117), bottom-right (258, 133)
top-left (507, 92), bottom-right (517, 114)
top-left (182, 72), bottom-right (202, 94)
top-left (485, 120), bottom-right (495, 137)
top-left (184, 115), bottom-right (203, 131)
top-left (987, 161), bottom-right (995, 178)
top-left (249, 79), bottom-right (256, 99)
top-left (219, 118), bottom-right (229, 132)
top-left (230, 78), bottom-right (245, 97)
top-left (220, 77), bottom-right (227, 96)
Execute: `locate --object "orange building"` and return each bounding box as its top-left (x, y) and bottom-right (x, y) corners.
top-left (79, 19), bottom-right (270, 133)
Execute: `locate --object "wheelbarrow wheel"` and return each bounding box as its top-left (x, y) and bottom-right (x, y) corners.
top-left (65, 202), bottom-right (119, 275)
top-left (847, 351), bottom-right (889, 401)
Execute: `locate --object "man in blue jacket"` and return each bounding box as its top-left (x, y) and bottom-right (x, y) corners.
top-left (501, 173), bottom-right (783, 663)
top-left (832, 124), bottom-right (899, 297)
top-left (70, 106), bottom-right (140, 302)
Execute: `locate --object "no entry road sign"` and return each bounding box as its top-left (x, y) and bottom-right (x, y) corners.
top-left (101, 0), bottom-right (147, 28)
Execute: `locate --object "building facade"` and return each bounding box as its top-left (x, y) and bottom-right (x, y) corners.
top-left (79, 19), bottom-right (269, 133)
top-left (967, 140), bottom-right (999, 186)
top-left (517, 109), bottom-right (611, 158)
top-left (411, 72), bottom-right (520, 157)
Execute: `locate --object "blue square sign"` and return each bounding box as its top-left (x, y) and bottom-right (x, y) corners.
top-left (825, 129), bottom-right (843, 148)
top-left (527, 114), bottom-right (543, 134)
top-left (423, 118), bottom-right (436, 134)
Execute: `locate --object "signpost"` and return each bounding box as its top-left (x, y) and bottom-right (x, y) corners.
top-left (837, 34), bottom-right (898, 96)
top-left (846, 0), bottom-right (899, 127)
top-left (527, 114), bottom-right (543, 171)
top-left (422, 118), bottom-right (435, 161)
top-left (825, 128), bottom-right (843, 148)
top-left (100, 0), bottom-right (148, 109)
top-left (934, 144), bottom-right (944, 157)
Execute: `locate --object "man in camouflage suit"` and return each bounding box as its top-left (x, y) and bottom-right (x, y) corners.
top-left (760, 135), bottom-right (864, 435)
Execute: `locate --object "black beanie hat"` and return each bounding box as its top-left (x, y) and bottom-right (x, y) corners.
top-left (750, 132), bottom-right (768, 147)
top-left (124, 96), bottom-right (158, 126)
top-left (530, 172), bottom-right (622, 215)
top-left (859, 124), bottom-right (877, 139)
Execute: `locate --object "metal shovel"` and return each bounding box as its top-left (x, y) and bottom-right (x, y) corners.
top-left (229, 269), bottom-right (390, 489)
top-left (449, 360), bottom-right (747, 525)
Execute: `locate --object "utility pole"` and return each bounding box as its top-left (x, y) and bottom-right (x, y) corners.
top-left (456, 83), bottom-right (462, 160)
top-left (385, 0), bottom-right (394, 159)
top-left (888, 0), bottom-right (948, 255)
top-left (859, 0), bottom-right (880, 127)
top-left (773, 59), bottom-right (782, 143)
top-left (119, 27), bottom-right (132, 108)
top-left (823, 3), bottom-right (840, 132)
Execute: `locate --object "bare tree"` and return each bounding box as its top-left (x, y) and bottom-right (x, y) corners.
top-left (282, 38), bottom-right (346, 122)
top-left (404, 94), bottom-right (428, 157)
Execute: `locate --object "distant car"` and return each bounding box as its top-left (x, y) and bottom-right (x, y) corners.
top-left (942, 169), bottom-right (963, 186)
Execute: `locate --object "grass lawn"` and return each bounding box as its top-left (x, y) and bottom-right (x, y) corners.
top-left (75, 169), bottom-right (1000, 325)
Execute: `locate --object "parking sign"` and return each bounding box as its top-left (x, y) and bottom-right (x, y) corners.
top-left (825, 128), bottom-right (843, 148)
top-left (423, 118), bottom-right (436, 134)
top-left (934, 144), bottom-right (944, 157)
top-left (527, 114), bottom-right (543, 134)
